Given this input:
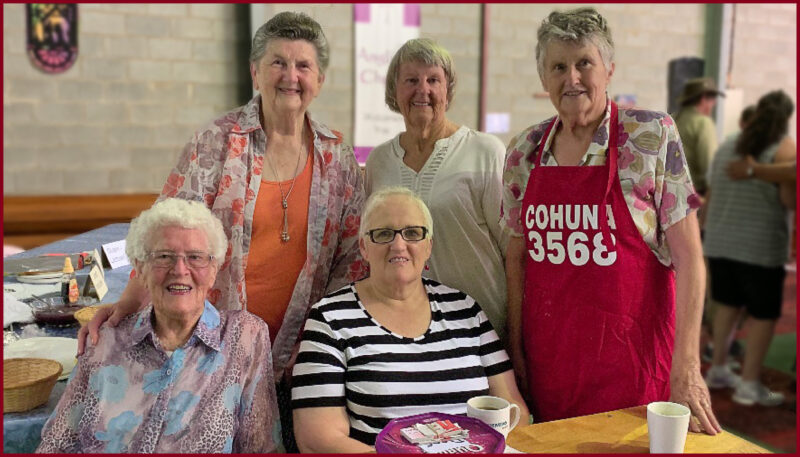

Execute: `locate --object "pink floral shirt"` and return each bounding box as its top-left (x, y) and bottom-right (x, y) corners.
top-left (160, 95), bottom-right (368, 378)
top-left (501, 101), bottom-right (701, 266)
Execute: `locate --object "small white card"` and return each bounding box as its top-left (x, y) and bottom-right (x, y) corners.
top-left (101, 240), bottom-right (130, 270)
top-left (91, 249), bottom-right (105, 278)
top-left (82, 264), bottom-right (108, 300)
top-left (418, 439), bottom-right (485, 454)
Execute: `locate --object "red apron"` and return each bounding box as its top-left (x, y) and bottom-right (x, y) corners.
top-left (521, 102), bottom-right (675, 422)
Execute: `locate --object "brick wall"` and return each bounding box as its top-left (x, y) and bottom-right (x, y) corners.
top-left (3, 4), bottom-right (249, 195)
top-left (3, 4), bottom-right (795, 196)
top-left (729, 3), bottom-right (797, 138)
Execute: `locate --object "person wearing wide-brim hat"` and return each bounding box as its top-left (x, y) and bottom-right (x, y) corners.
top-left (678, 77), bottom-right (726, 105)
top-left (674, 77), bottom-right (726, 197)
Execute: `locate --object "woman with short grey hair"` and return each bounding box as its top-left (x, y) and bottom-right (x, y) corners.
top-left (124, 198), bottom-right (227, 266)
top-left (534, 7), bottom-right (614, 79)
top-left (40, 199), bottom-right (281, 452)
top-left (366, 37), bottom-right (510, 343)
top-left (81, 11), bottom-right (367, 452)
top-left (249, 11), bottom-right (330, 74)
top-left (502, 6), bottom-right (720, 434)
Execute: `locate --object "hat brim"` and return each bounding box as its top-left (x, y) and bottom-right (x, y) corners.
top-left (677, 89), bottom-right (725, 104)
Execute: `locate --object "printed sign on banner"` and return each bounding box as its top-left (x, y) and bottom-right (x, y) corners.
top-left (353, 4), bottom-right (420, 164)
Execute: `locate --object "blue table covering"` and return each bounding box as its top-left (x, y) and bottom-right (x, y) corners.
top-left (3, 223), bottom-right (132, 453)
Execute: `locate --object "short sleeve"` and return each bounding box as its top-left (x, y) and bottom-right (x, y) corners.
top-left (290, 305), bottom-right (347, 409)
top-left (474, 305), bottom-right (512, 377)
top-left (656, 115), bottom-right (702, 231)
top-left (500, 134), bottom-right (531, 238)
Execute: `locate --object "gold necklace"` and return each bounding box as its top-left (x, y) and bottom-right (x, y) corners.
top-left (265, 145), bottom-right (304, 242)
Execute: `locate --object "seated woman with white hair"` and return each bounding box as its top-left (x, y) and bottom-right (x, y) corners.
top-left (291, 187), bottom-right (528, 453)
top-left (38, 198), bottom-right (281, 453)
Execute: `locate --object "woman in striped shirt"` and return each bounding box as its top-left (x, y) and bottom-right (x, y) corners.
top-left (291, 187), bottom-right (528, 452)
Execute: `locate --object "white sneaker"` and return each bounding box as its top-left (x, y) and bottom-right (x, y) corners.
top-left (732, 381), bottom-right (785, 406)
top-left (705, 365), bottom-right (741, 389)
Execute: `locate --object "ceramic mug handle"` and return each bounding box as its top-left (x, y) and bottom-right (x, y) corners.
top-left (508, 403), bottom-right (521, 430)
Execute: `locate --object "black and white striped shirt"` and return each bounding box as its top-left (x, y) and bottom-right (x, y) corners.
top-left (291, 279), bottom-right (512, 446)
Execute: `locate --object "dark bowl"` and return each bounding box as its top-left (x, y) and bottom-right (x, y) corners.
top-left (33, 305), bottom-right (82, 325)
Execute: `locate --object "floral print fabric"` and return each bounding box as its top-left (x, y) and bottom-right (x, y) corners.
top-left (501, 100), bottom-right (701, 266)
top-left (159, 95), bottom-right (368, 378)
top-left (37, 301), bottom-right (282, 453)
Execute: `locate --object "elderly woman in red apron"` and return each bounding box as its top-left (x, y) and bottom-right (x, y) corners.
top-left (501, 7), bottom-right (720, 434)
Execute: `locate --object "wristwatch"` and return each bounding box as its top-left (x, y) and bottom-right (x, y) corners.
top-left (746, 165), bottom-right (755, 178)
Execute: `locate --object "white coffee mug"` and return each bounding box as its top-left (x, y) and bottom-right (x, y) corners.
top-left (466, 395), bottom-right (521, 437)
top-left (647, 401), bottom-right (691, 453)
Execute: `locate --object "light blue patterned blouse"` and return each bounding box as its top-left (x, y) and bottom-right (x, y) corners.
top-left (37, 301), bottom-right (283, 453)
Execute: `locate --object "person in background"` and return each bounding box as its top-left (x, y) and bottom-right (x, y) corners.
top-left (700, 105), bottom-right (758, 369)
top-left (502, 7), bottom-right (719, 433)
top-left (726, 132), bottom-right (797, 208)
top-left (365, 38), bottom-right (509, 340)
top-left (673, 77), bottom-right (725, 198)
top-left (80, 11), bottom-right (367, 451)
top-left (703, 90), bottom-right (796, 406)
top-left (292, 187), bottom-right (528, 453)
top-left (38, 199), bottom-right (281, 453)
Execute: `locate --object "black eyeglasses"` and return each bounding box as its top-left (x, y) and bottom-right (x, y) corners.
top-left (366, 226), bottom-right (428, 244)
top-left (147, 251), bottom-right (214, 269)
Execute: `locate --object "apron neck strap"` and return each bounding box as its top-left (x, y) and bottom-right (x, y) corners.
top-left (533, 117), bottom-right (557, 166)
top-left (603, 101), bottom-right (619, 199)
top-left (599, 101), bottom-right (619, 251)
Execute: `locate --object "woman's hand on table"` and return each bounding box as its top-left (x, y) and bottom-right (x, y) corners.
top-left (669, 363), bottom-right (722, 435)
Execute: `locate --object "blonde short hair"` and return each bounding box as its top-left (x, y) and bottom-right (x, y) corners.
top-left (360, 187), bottom-right (434, 240)
top-left (385, 38), bottom-right (456, 113)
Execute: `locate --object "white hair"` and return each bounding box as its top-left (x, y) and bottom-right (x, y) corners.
top-left (125, 198), bottom-right (227, 266)
top-left (360, 187), bottom-right (434, 240)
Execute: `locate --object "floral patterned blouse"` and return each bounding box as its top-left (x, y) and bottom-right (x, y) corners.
top-left (159, 95), bottom-right (368, 378)
top-left (501, 100), bottom-right (701, 266)
top-left (37, 302), bottom-right (282, 453)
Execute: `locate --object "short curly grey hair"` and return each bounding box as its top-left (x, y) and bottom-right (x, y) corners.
top-left (360, 187), bottom-right (434, 240)
top-left (249, 11), bottom-right (330, 74)
top-left (535, 7), bottom-right (614, 81)
top-left (125, 198), bottom-right (227, 267)
top-left (385, 38), bottom-right (456, 114)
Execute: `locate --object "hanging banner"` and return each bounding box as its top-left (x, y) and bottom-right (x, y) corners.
top-left (26, 4), bottom-right (78, 74)
top-left (353, 4), bottom-right (420, 164)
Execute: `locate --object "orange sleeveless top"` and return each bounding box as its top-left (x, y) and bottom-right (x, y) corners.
top-left (245, 148), bottom-right (312, 343)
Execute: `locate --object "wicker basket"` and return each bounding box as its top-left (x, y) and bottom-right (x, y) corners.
top-left (3, 358), bottom-right (63, 413)
top-left (74, 304), bottom-right (112, 327)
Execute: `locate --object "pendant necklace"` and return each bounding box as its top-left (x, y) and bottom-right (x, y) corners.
top-left (265, 144), bottom-right (303, 243)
